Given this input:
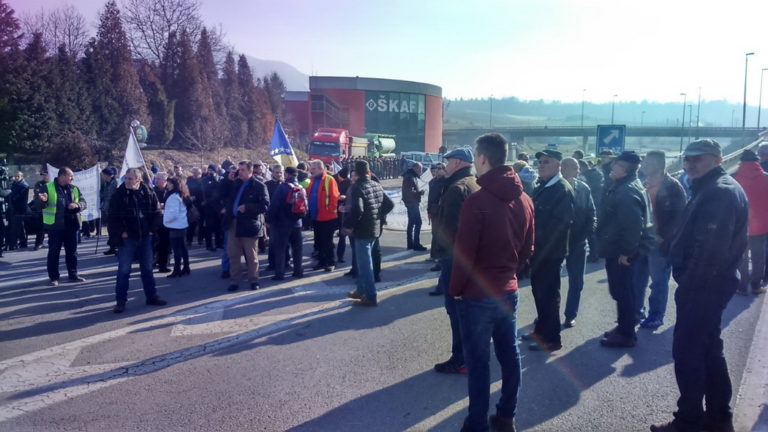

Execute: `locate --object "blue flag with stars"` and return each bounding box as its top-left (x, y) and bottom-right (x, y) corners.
top-left (269, 119), bottom-right (299, 167)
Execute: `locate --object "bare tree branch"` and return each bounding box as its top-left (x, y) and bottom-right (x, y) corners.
top-left (121, 0), bottom-right (203, 63)
top-left (20, 5), bottom-right (89, 57)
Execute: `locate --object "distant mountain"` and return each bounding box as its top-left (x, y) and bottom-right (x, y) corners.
top-left (243, 55), bottom-right (309, 91)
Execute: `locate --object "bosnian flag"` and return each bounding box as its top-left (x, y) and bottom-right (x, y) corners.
top-left (269, 119), bottom-right (299, 168)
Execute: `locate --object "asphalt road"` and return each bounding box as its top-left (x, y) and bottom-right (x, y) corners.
top-left (0, 229), bottom-right (766, 432)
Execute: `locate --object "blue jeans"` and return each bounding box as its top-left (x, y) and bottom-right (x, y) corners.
top-left (115, 236), bottom-right (157, 304)
top-left (221, 229), bottom-right (229, 272)
top-left (458, 292), bottom-right (521, 432)
top-left (405, 202), bottom-right (422, 248)
top-left (564, 241), bottom-right (587, 320)
top-left (354, 237), bottom-right (376, 301)
top-left (635, 245), bottom-right (672, 321)
top-left (439, 254), bottom-right (463, 364)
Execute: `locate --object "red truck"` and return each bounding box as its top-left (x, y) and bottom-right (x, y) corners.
top-left (307, 128), bottom-right (349, 165)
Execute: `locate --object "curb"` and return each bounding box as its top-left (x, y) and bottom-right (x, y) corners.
top-left (734, 291), bottom-right (768, 431)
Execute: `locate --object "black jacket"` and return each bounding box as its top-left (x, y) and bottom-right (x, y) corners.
top-left (108, 182), bottom-right (159, 245)
top-left (435, 166), bottom-right (480, 258)
top-left (266, 178), bottom-right (302, 229)
top-left (343, 175), bottom-right (385, 239)
top-left (668, 167), bottom-right (748, 292)
top-left (595, 174), bottom-right (652, 258)
top-left (581, 167), bottom-right (604, 208)
top-left (649, 174), bottom-right (687, 254)
top-left (223, 177), bottom-right (269, 238)
top-left (401, 169), bottom-right (423, 204)
top-left (427, 176), bottom-right (446, 217)
top-left (567, 177), bottom-right (596, 245)
top-left (531, 175), bottom-right (575, 263)
top-left (9, 179), bottom-right (29, 214)
top-left (201, 173), bottom-right (220, 210)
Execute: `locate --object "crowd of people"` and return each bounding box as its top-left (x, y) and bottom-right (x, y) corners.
top-left (3, 135), bottom-right (767, 432)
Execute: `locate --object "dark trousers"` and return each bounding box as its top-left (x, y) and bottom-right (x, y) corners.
top-left (458, 292), bottom-right (521, 431)
top-left (169, 229), bottom-right (189, 271)
top-left (9, 211), bottom-right (26, 247)
top-left (203, 207), bottom-right (223, 249)
top-left (564, 241), bottom-right (587, 320)
top-left (672, 286), bottom-right (734, 430)
top-left (337, 231), bottom-right (348, 261)
top-left (273, 226), bottom-right (303, 277)
top-left (313, 219), bottom-right (337, 267)
top-left (531, 258), bottom-right (563, 344)
top-left (155, 226), bottom-right (171, 270)
top-left (439, 254), bottom-right (463, 364)
top-left (47, 227), bottom-right (78, 281)
top-left (605, 257), bottom-right (638, 337)
top-left (405, 202), bottom-right (422, 248)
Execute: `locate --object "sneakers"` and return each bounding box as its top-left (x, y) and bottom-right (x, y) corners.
top-left (113, 302), bottom-right (126, 313)
top-left (562, 318), bottom-right (576, 328)
top-left (145, 296), bottom-right (167, 306)
top-left (650, 421), bottom-right (681, 432)
top-left (600, 331), bottom-right (636, 348)
top-left (68, 276), bottom-right (86, 282)
top-left (250, 282), bottom-right (260, 290)
top-left (49, 279), bottom-right (59, 287)
top-left (640, 317), bottom-right (664, 329)
top-left (434, 360), bottom-right (468, 374)
top-left (489, 414), bottom-right (517, 432)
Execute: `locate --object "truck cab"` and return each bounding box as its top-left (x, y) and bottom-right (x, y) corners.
top-left (308, 128), bottom-right (349, 165)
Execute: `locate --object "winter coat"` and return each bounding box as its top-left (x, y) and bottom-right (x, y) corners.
top-left (266, 178), bottom-right (303, 229)
top-left (100, 177), bottom-right (117, 215)
top-left (668, 166), bottom-right (748, 292)
top-left (9, 179), bottom-right (29, 214)
top-left (201, 173), bottom-right (220, 210)
top-left (163, 192), bottom-right (188, 230)
top-left (342, 176), bottom-right (385, 239)
top-left (222, 177), bottom-right (270, 238)
top-left (449, 165), bottom-right (535, 299)
top-left (595, 174), bottom-right (652, 259)
top-left (108, 182), bottom-right (159, 245)
top-left (307, 172), bottom-right (340, 222)
top-left (434, 166), bottom-right (480, 258)
top-left (531, 174), bottom-right (574, 263)
top-left (581, 167), bottom-right (604, 208)
top-left (567, 177), bottom-right (596, 246)
top-left (734, 161), bottom-right (768, 236)
top-left (401, 169), bottom-right (423, 204)
top-left (647, 174), bottom-right (687, 253)
top-left (427, 176), bottom-right (446, 217)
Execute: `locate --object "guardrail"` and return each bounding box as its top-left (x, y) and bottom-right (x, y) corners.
top-left (669, 130), bottom-right (768, 176)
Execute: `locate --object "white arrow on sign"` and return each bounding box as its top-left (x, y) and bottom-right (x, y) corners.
top-left (603, 129), bottom-right (620, 145)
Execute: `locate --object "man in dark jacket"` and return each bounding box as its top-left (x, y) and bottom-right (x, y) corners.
top-left (401, 162), bottom-right (426, 250)
top-left (561, 158), bottom-right (595, 328)
top-left (224, 160), bottom-right (269, 291)
top-left (343, 160), bottom-right (385, 306)
top-left (100, 167), bottom-right (118, 255)
top-left (580, 160), bottom-right (603, 263)
top-left (595, 151), bottom-right (652, 348)
top-left (524, 149), bottom-right (574, 352)
top-left (153, 172), bottom-right (171, 273)
top-left (433, 148), bottom-right (480, 373)
top-left (266, 166), bottom-right (304, 281)
top-left (185, 167), bottom-right (204, 247)
top-left (8, 171), bottom-right (29, 249)
top-left (635, 150), bottom-right (687, 329)
top-left (38, 168), bottom-right (87, 286)
top-left (201, 164), bottom-right (222, 251)
top-left (427, 163), bottom-right (446, 270)
top-left (651, 139), bottom-right (748, 432)
top-left (32, 170), bottom-right (50, 250)
top-left (450, 133), bottom-right (534, 432)
top-left (218, 166), bottom-right (238, 279)
top-left (108, 168), bottom-right (167, 313)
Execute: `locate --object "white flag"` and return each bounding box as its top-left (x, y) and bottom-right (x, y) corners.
top-left (119, 130), bottom-right (146, 180)
top-left (332, 161), bottom-right (342, 174)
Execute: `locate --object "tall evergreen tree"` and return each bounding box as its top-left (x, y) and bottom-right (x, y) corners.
top-left (263, 72), bottom-right (286, 121)
top-left (237, 54), bottom-right (273, 148)
top-left (196, 27), bottom-right (226, 148)
top-left (0, 0), bottom-right (22, 152)
top-left (171, 29), bottom-right (210, 149)
top-left (221, 50), bottom-right (245, 147)
top-left (50, 44), bottom-right (93, 135)
top-left (138, 62), bottom-right (173, 147)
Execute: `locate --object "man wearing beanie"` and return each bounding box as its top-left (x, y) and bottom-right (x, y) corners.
top-left (343, 160), bottom-right (385, 306)
top-left (652, 139), bottom-right (748, 432)
top-left (733, 149), bottom-right (768, 295)
top-left (523, 149), bottom-right (574, 353)
top-left (596, 150), bottom-right (652, 348)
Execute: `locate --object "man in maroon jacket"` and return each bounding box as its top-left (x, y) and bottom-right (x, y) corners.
top-left (450, 133), bottom-right (535, 432)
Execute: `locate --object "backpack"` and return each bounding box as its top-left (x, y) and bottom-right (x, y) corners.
top-left (285, 184), bottom-right (307, 215)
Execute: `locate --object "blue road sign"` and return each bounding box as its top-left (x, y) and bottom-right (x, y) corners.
top-left (596, 124), bottom-right (626, 154)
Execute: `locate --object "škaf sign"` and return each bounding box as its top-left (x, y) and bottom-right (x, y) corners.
top-left (366, 93), bottom-right (425, 114)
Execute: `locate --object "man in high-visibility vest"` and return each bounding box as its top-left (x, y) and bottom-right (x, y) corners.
top-left (38, 167), bottom-right (87, 287)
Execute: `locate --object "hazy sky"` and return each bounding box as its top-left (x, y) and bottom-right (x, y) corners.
top-left (9, 0), bottom-right (768, 103)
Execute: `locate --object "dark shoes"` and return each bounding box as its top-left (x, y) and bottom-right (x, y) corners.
top-left (489, 414), bottom-right (517, 432)
top-left (429, 264), bottom-right (441, 271)
top-left (519, 331), bottom-right (539, 341)
top-left (600, 331), bottom-right (636, 348)
top-left (736, 287), bottom-right (749, 296)
top-left (353, 296), bottom-right (378, 307)
top-left (639, 317), bottom-right (664, 329)
top-left (344, 271), bottom-right (357, 277)
top-left (68, 276), bottom-right (86, 283)
top-left (412, 244), bottom-right (427, 251)
top-left (428, 288), bottom-right (444, 296)
top-left (157, 268), bottom-right (172, 274)
top-left (227, 284), bottom-right (239, 292)
top-left (250, 282), bottom-right (260, 290)
top-left (113, 302), bottom-right (126, 313)
top-left (753, 285), bottom-right (767, 295)
top-left (528, 341), bottom-right (562, 352)
top-left (167, 270), bottom-right (181, 278)
top-left (434, 359), bottom-right (467, 374)
top-left (103, 248), bottom-right (117, 255)
top-left (271, 275), bottom-right (285, 281)
top-left (292, 273), bottom-right (304, 279)
top-left (324, 266), bottom-right (335, 272)
top-left (347, 290), bottom-right (363, 300)
top-left (586, 254), bottom-right (599, 263)
top-left (562, 318), bottom-right (576, 328)
top-left (146, 296), bottom-right (167, 306)
top-left (181, 266), bottom-right (191, 276)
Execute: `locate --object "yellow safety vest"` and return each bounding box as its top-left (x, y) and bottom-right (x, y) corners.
top-left (42, 182), bottom-right (80, 226)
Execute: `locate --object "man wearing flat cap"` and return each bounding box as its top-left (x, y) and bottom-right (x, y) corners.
top-left (433, 147), bottom-right (480, 374)
top-left (651, 139), bottom-right (748, 432)
top-left (595, 150), bottom-right (653, 348)
top-left (522, 149), bottom-right (574, 352)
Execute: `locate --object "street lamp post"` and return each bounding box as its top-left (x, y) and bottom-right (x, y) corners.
top-left (758, 68), bottom-right (768, 128)
top-left (679, 92), bottom-right (687, 154)
top-left (580, 88), bottom-right (586, 129)
top-left (611, 94), bottom-right (617, 123)
top-left (696, 87), bottom-right (702, 138)
top-left (688, 104), bottom-right (693, 143)
top-left (743, 52), bottom-right (755, 129)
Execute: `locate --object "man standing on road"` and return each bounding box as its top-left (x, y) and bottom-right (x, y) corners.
top-left (402, 161), bottom-right (426, 251)
top-left (100, 168), bottom-right (118, 255)
top-left (450, 133), bottom-right (534, 432)
top-left (433, 148), bottom-right (480, 373)
top-left (635, 150), bottom-right (687, 329)
top-left (31, 170), bottom-right (50, 250)
top-left (38, 168), bottom-right (87, 287)
top-left (651, 139), bottom-right (748, 432)
top-left (108, 168), bottom-right (167, 313)
top-left (426, 162), bottom-right (446, 275)
top-left (595, 151), bottom-right (651, 348)
top-left (153, 173), bottom-right (171, 274)
top-left (202, 164), bottom-right (222, 252)
top-left (524, 149), bottom-right (574, 352)
top-left (185, 167), bottom-right (204, 247)
top-left (224, 160), bottom-right (270, 291)
top-left (8, 171), bottom-right (29, 249)
top-left (561, 157), bottom-right (595, 328)
top-left (343, 160), bottom-right (385, 307)
top-left (733, 149), bottom-right (768, 296)
top-left (580, 159), bottom-right (603, 262)
top-left (266, 166), bottom-right (304, 281)
top-left (307, 160), bottom-right (340, 272)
